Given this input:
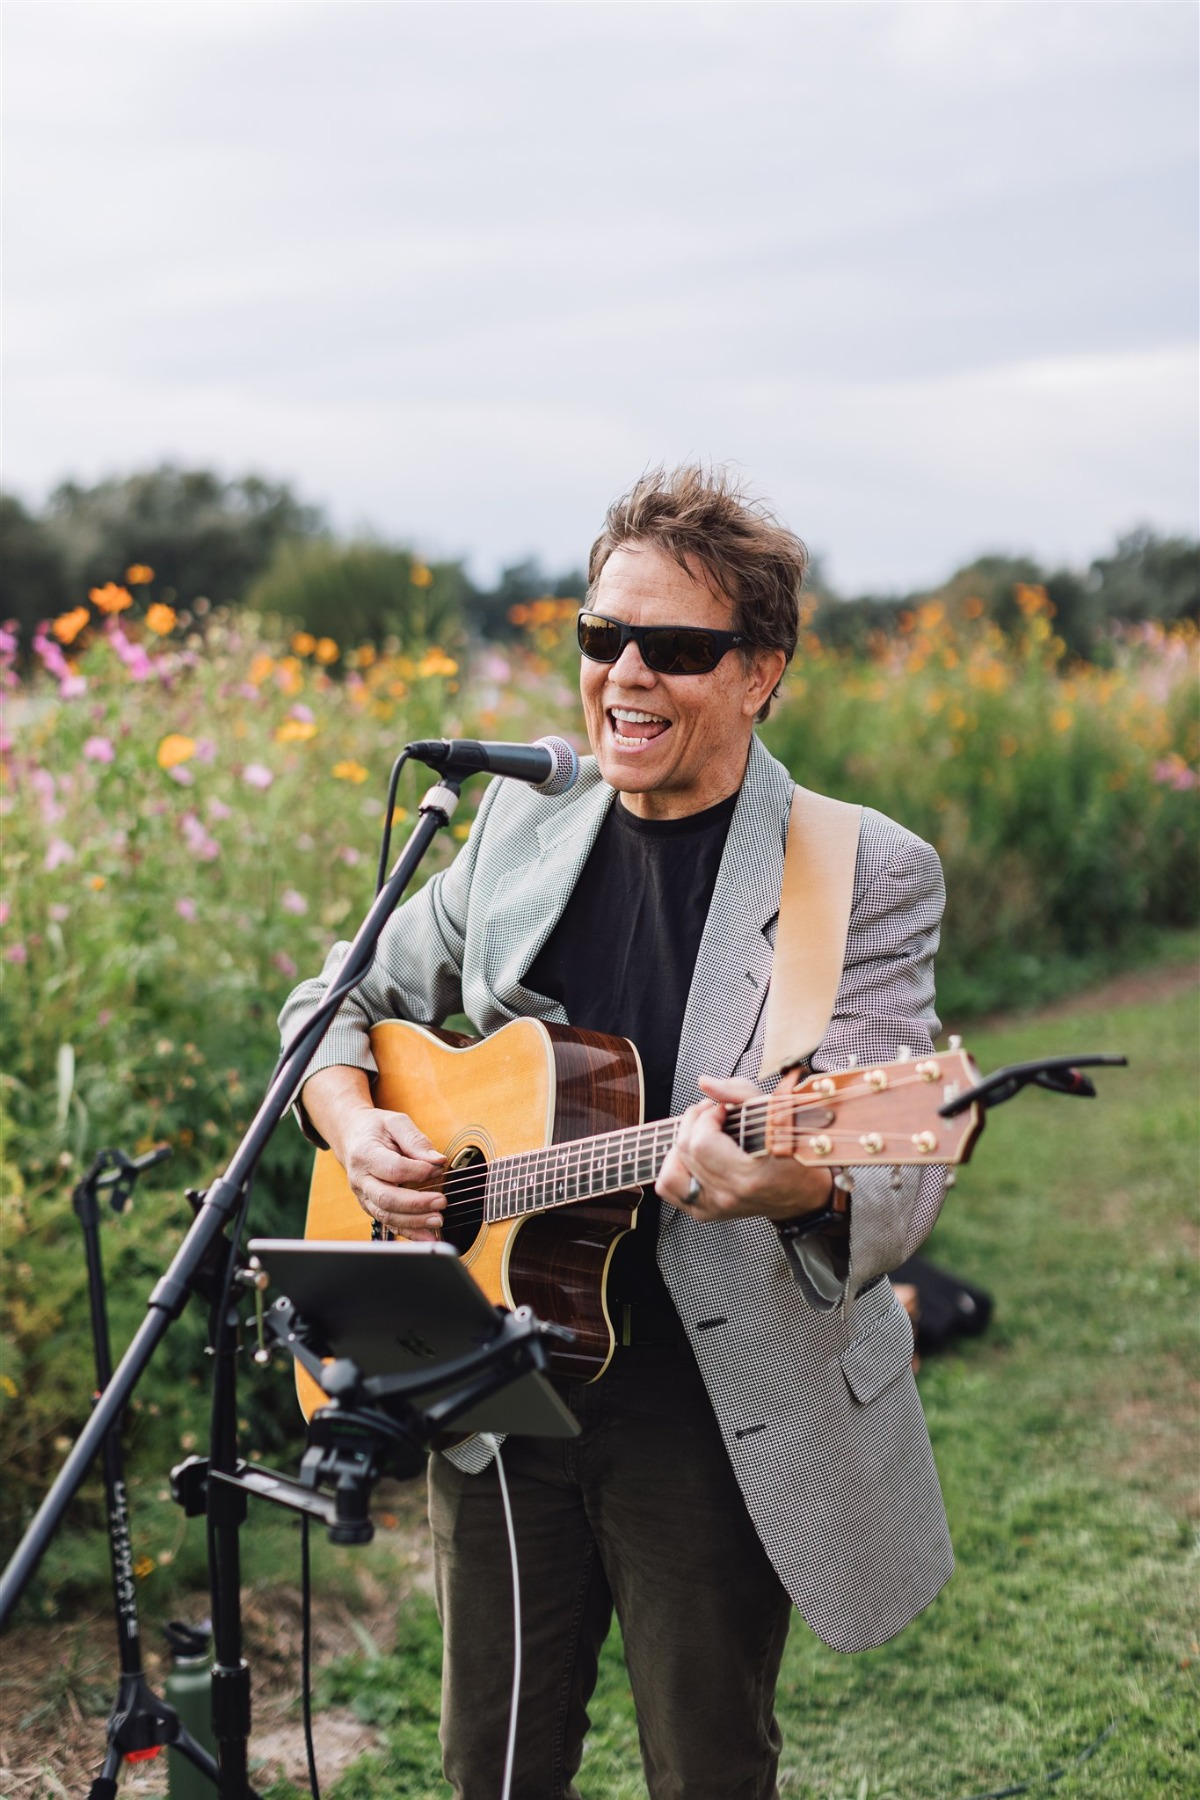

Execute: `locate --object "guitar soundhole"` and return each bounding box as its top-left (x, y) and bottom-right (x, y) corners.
top-left (441, 1145), bottom-right (488, 1253)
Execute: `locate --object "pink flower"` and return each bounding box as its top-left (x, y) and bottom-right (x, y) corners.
top-left (97, 1009), bottom-right (113, 1027)
top-left (44, 837), bottom-right (76, 871)
top-left (4, 942), bottom-right (27, 964)
top-left (242, 764), bottom-right (273, 790)
top-left (59, 674), bottom-right (88, 699)
top-left (271, 950), bottom-right (298, 979)
top-left (29, 768), bottom-right (64, 825)
top-left (194, 738), bottom-right (217, 764)
top-left (84, 736), bottom-right (115, 763)
top-left (1153, 756), bottom-right (1199, 792)
top-left (180, 812), bottom-right (220, 861)
top-left (280, 888), bottom-right (308, 915)
top-left (167, 765), bottom-right (195, 786)
top-left (0, 626), bottom-right (18, 656)
top-left (176, 897), bottom-right (199, 922)
top-left (48, 903), bottom-right (70, 922)
top-left (337, 845), bottom-right (362, 867)
top-left (288, 704), bottom-right (315, 724)
top-left (207, 796), bottom-right (233, 821)
top-left (0, 900), bottom-right (7, 926)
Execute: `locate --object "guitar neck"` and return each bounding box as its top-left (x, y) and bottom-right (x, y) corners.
top-left (483, 1105), bottom-right (764, 1221)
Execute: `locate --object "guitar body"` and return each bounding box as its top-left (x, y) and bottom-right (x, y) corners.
top-left (298, 1017), bottom-right (645, 1418)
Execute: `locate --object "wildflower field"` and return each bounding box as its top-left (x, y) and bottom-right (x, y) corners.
top-left (0, 575), bottom-right (1196, 1608)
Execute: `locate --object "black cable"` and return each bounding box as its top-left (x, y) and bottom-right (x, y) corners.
top-left (300, 1514), bottom-right (321, 1800)
top-left (375, 751), bottom-right (411, 896)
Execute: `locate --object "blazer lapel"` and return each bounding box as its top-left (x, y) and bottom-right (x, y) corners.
top-left (670, 735), bottom-right (793, 1112)
top-left (480, 769), bottom-right (615, 1020)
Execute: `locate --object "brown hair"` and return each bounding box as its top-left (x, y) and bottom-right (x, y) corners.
top-left (587, 465), bottom-right (807, 719)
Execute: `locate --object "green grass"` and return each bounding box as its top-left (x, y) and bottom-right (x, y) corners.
top-left (275, 972), bottom-right (1199, 1800)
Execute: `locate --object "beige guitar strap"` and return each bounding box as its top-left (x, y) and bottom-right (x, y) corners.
top-left (758, 784), bottom-right (863, 1079)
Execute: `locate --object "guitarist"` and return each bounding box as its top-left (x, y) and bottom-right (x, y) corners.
top-left (280, 466), bottom-right (952, 1800)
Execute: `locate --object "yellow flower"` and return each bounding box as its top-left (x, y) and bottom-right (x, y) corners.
top-left (274, 718), bottom-right (318, 744)
top-left (1052, 708), bottom-right (1074, 734)
top-left (90, 582), bottom-right (133, 614)
top-left (332, 759), bottom-right (369, 783)
top-left (291, 631), bottom-right (316, 656)
top-left (156, 734), bottom-right (196, 769)
top-left (133, 1555), bottom-right (156, 1580)
top-left (314, 637), bottom-right (339, 665)
top-left (390, 805), bottom-right (409, 825)
top-left (452, 822), bottom-right (472, 840)
top-left (410, 562), bottom-right (434, 588)
top-left (1015, 583), bottom-right (1051, 618)
top-left (247, 653), bottom-right (275, 685)
top-left (417, 647), bottom-right (458, 679)
top-left (125, 564), bottom-right (155, 585)
top-left (962, 596), bottom-right (986, 620)
top-left (0, 1372), bottom-right (18, 1398)
top-left (145, 603), bottom-right (177, 635)
top-left (89, 875), bottom-right (107, 891)
top-left (52, 606), bottom-right (90, 645)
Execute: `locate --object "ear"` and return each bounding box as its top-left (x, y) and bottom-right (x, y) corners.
top-left (741, 647), bottom-right (787, 717)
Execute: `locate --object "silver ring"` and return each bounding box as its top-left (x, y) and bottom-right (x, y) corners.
top-left (685, 1174), bottom-right (703, 1205)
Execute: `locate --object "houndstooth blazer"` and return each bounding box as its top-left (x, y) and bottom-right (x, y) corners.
top-left (279, 734), bottom-right (955, 1653)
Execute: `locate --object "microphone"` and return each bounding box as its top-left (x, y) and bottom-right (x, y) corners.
top-left (405, 735), bottom-right (580, 796)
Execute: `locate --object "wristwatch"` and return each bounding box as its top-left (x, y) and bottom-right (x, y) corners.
top-left (775, 1168), bottom-right (851, 1241)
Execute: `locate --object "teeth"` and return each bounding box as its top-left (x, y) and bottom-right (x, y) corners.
top-left (610, 708), bottom-right (669, 724)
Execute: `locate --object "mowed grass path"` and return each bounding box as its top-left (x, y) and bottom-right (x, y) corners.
top-left (302, 971), bottom-right (1200, 1800)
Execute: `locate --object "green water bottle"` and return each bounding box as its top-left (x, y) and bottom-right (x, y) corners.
top-left (164, 1619), bottom-right (216, 1800)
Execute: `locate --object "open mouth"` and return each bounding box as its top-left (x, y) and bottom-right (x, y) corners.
top-left (608, 707), bottom-right (671, 749)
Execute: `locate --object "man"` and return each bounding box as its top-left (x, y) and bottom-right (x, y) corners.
top-left (280, 467), bottom-right (953, 1800)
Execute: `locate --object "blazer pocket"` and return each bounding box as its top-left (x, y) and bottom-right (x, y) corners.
top-left (840, 1297), bottom-right (915, 1405)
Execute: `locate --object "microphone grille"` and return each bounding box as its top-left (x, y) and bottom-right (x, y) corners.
top-left (534, 736), bottom-right (580, 796)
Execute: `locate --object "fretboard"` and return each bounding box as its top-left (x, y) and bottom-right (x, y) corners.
top-left (483, 1104), bottom-right (769, 1222)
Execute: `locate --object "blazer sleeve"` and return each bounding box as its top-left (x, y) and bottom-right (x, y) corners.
top-left (276, 775), bottom-right (506, 1144)
top-left (784, 830), bottom-right (948, 1312)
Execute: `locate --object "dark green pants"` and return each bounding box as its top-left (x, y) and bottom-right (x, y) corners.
top-left (428, 1339), bottom-right (794, 1800)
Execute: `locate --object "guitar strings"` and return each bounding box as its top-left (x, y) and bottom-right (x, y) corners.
top-left (424, 1066), bottom-right (954, 1223)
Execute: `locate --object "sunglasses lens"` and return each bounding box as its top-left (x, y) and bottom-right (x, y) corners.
top-left (577, 614), bottom-right (623, 662)
top-left (643, 630), bottom-right (719, 674)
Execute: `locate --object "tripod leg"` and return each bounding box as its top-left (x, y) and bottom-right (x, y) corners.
top-left (88, 1743), bottom-right (121, 1800)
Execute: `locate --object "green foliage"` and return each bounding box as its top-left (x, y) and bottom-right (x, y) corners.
top-left (246, 539), bottom-right (467, 653)
top-left (35, 464), bottom-right (322, 613)
top-left (461, 557), bottom-right (587, 642)
top-left (761, 608), bottom-right (1199, 1019)
top-left (0, 494), bottom-right (75, 643)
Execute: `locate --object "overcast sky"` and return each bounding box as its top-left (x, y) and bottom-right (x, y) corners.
top-left (3, 1), bottom-right (1196, 592)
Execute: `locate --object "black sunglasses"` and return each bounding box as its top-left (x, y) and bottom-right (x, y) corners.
top-left (576, 609), bottom-right (746, 675)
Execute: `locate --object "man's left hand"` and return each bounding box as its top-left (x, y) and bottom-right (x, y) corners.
top-left (656, 1076), bottom-right (835, 1224)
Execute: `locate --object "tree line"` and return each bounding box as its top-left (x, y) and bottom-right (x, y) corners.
top-left (2, 464), bottom-right (1196, 662)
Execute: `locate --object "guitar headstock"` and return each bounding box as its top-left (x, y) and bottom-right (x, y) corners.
top-left (773, 1045), bottom-right (985, 1168)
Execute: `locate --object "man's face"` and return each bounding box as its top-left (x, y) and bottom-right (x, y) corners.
top-left (579, 543), bottom-right (786, 820)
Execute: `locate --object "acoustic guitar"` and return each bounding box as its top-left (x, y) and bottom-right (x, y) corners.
top-left (296, 1017), bottom-right (985, 1420)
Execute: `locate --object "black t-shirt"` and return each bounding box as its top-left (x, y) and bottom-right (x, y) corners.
top-left (525, 790), bottom-right (737, 1314)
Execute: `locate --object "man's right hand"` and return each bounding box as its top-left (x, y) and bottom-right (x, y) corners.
top-left (300, 1066), bottom-right (447, 1241)
top-left (337, 1105), bottom-right (447, 1240)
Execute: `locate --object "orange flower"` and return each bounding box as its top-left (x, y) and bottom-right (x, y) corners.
top-left (89, 875), bottom-right (107, 891)
top-left (125, 564), bottom-right (155, 585)
top-left (332, 759), bottom-right (369, 783)
top-left (145, 603), bottom-right (177, 635)
top-left (314, 637), bottom-right (340, 665)
top-left (417, 648), bottom-right (458, 678)
top-left (290, 631), bottom-right (316, 657)
top-left (247, 652), bottom-right (275, 685)
top-left (90, 582), bottom-right (133, 614)
top-left (157, 734), bottom-right (197, 769)
top-left (52, 606), bottom-right (90, 645)
top-left (274, 718), bottom-right (318, 744)
top-left (410, 563), bottom-right (434, 589)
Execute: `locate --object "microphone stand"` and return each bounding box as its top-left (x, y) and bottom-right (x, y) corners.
top-left (0, 777), bottom-right (463, 1799)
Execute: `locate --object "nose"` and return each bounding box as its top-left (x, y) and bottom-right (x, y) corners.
top-left (607, 638), bottom-right (656, 687)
